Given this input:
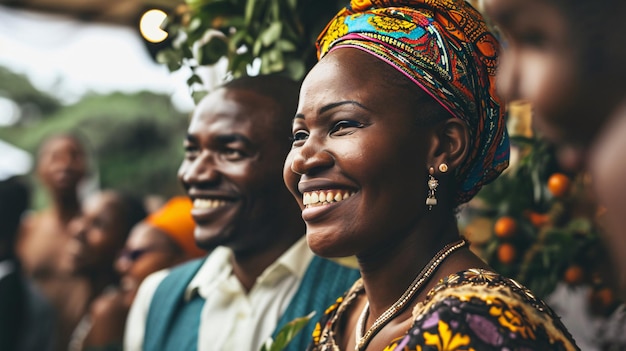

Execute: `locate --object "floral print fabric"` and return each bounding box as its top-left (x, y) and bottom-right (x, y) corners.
top-left (308, 269), bottom-right (580, 351)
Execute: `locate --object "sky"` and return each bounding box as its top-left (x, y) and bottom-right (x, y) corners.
top-left (0, 5), bottom-right (230, 176)
top-left (0, 6), bottom-right (224, 112)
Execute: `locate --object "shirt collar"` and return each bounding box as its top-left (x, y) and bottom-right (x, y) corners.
top-left (184, 236), bottom-right (312, 301)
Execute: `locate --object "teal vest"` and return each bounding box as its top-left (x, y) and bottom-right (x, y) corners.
top-left (144, 255), bottom-right (360, 351)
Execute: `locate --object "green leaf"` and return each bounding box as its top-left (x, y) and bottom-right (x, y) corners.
top-left (285, 59), bottom-right (306, 80)
top-left (260, 22), bottom-right (282, 47)
top-left (197, 36), bottom-right (229, 65)
top-left (186, 74), bottom-right (204, 87)
top-left (245, 0), bottom-right (268, 27)
top-left (156, 49), bottom-right (184, 72)
top-left (253, 38), bottom-right (264, 56)
top-left (191, 89), bottom-right (208, 105)
top-left (276, 39), bottom-right (297, 52)
top-left (261, 311), bottom-right (316, 351)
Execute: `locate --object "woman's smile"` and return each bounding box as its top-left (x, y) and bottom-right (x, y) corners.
top-left (300, 189), bottom-right (357, 222)
top-left (302, 189), bottom-right (355, 207)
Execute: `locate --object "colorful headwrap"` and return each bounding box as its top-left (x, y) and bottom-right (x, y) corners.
top-left (145, 196), bottom-right (206, 258)
top-left (317, 0), bottom-right (509, 204)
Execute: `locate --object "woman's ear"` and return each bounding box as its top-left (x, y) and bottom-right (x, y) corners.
top-left (427, 118), bottom-right (469, 171)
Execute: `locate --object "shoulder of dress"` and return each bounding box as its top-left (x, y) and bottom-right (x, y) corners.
top-left (417, 269), bottom-right (552, 314)
top-left (408, 268), bottom-right (579, 350)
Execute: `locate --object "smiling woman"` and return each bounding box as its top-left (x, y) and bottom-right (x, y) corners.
top-left (283, 0), bottom-right (579, 350)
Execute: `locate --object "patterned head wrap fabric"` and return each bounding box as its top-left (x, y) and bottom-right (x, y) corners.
top-left (317, 0), bottom-right (509, 204)
top-left (145, 196), bottom-right (206, 258)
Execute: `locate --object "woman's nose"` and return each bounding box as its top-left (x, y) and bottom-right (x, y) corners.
top-left (290, 140), bottom-right (334, 176)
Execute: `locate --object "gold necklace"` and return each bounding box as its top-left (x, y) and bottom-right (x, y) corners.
top-left (354, 238), bottom-right (468, 351)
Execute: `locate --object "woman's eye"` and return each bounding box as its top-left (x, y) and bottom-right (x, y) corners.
top-left (291, 130), bottom-right (310, 142)
top-left (330, 120), bottom-right (363, 136)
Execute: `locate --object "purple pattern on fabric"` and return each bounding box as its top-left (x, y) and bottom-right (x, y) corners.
top-left (466, 313), bottom-right (504, 346)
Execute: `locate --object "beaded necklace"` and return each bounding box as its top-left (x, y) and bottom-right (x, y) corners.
top-left (354, 238), bottom-right (468, 351)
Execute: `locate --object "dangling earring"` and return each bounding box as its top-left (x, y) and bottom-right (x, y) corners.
top-left (426, 167), bottom-right (438, 210)
top-left (426, 164), bottom-right (448, 210)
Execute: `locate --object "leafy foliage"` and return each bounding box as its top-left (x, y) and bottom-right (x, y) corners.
top-left (260, 311), bottom-right (315, 351)
top-left (465, 135), bottom-right (609, 301)
top-left (0, 66), bottom-right (61, 122)
top-left (156, 0), bottom-right (342, 102)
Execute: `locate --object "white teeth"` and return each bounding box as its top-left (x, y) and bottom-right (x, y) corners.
top-left (301, 190), bottom-right (355, 208)
top-left (193, 199), bottom-right (228, 209)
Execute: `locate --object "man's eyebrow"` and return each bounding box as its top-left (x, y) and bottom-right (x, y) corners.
top-left (293, 100), bottom-right (370, 121)
top-left (184, 133), bottom-right (197, 142)
top-left (215, 134), bottom-right (250, 145)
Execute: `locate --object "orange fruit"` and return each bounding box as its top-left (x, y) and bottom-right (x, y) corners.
top-left (563, 265), bottom-right (585, 285)
top-left (497, 243), bottom-right (517, 265)
top-left (494, 216), bottom-right (517, 238)
top-left (547, 173), bottom-right (571, 198)
top-left (525, 211), bottom-right (550, 228)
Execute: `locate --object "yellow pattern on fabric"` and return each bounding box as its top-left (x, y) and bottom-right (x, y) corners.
top-left (488, 301), bottom-right (536, 340)
top-left (369, 15), bottom-right (417, 33)
top-left (423, 320), bottom-right (475, 351)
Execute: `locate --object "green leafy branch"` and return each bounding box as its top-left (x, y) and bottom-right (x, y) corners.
top-left (156, 0), bottom-right (341, 102)
top-left (260, 311), bottom-right (315, 351)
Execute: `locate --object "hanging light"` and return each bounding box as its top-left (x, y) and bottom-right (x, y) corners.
top-left (139, 9), bottom-right (168, 43)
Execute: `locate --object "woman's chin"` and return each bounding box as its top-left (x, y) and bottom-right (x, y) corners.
top-left (306, 231), bottom-right (355, 258)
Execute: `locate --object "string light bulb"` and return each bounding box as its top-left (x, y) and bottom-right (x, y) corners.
top-left (139, 9), bottom-right (168, 43)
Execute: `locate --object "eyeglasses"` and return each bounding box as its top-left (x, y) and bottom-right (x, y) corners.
top-left (117, 246), bottom-right (170, 262)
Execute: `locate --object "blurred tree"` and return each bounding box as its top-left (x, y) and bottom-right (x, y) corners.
top-left (0, 66), bottom-right (61, 124)
top-left (0, 74), bottom-right (189, 209)
top-left (461, 102), bottom-right (618, 316)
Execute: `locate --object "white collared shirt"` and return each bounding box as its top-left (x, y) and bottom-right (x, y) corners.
top-left (124, 237), bottom-right (313, 351)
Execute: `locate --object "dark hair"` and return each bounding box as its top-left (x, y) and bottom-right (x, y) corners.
top-left (36, 131), bottom-right (90, 161)
top-left (105, 191), bottom-right (147, 242)
top-left (0, 177), bottom-right (30, 253)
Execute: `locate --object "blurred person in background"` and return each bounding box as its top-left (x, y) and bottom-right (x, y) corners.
top-left (57, 189), bottom-right (146, 351)
top-left (0, 176), bottom-right (55, 351)
top-left (79, 196), bottom-right (205, 351)
top-left (17, 133), bottom-right (89, 291)
top-left (125, 75), bottom-right (360, 351)
top-left (483, 0), bottom-right (626, 348)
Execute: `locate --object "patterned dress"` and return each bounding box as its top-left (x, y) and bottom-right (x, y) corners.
top-left (308, 269), bottom-right (580, 351)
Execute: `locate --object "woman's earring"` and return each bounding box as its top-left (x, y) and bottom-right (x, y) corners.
top-left (426, 166), bottom-right (438, 210)
top-left (438, 163), bottom-right (448, 173)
